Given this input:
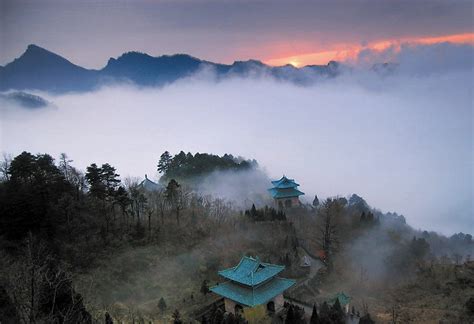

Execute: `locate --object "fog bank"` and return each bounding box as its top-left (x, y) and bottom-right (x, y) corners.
top-left (1, 43), bottom-right (472, 235)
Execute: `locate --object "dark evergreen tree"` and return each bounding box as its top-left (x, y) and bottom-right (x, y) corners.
top-left (250, 204), bottom-right (257, 218)
top-left (85, 163), bottom-right (105, 199)
top-left (114, 186), bottom-right (131, 215)
top-left (0, 152), bottom-right (73, 240)
top-left (200, 279), bottom-right (210, 296)
top-left (329, 299), bottom-right (345, 324)
top-left (99, 163), bottom-right (120, 196)
top-left (157, 151), bottom-right (173, 174)
top-left (313, 195), bottom-right (320, 207)
top-left (105, 312), bottom-right (113, 324)
top-left (310, 304), bottom-right (320, 324)
top-left (158, 297), bottom-right (167, 313)
top-left (285, 304), bottom-right (295, 324)
top-left (165, 179), bottom-right (182, 225)
top-left (285, 304), bottom-right (305, 324)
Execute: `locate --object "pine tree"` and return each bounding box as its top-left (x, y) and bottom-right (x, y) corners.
top-left (158, 297), bottom-right (167, 313)
top-left (310, 304), bottom-right (320, 324)
top-left (165, 179), bottom-right (183, 225)
top-left (100, 163), bottom-right (120, 195)
top-left (200, 280), bottom-right (210, 296)
top-left (105, 312), bottom-right (113, 324)
top-left (85, 163), bottom-right (105, 199)
top-left (250, 204), bottom-right (257, 219)
top-left (157, 151), bottom-right (173, 174)
top-left (329, 299), bottom-right (345, 324)
top-left (313, 195), bottom-right (320, 207)
top-left (285, 305), bottom-right (295, 324)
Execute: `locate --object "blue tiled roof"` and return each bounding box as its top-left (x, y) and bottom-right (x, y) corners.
top-left (218, 256), bottom-right (284, 286)
top-left (268, 187), bottom-right (305, 199)
top-left (210, 277), bottom-right (295, 307)
top-left (328, 292), bottom-right (352, 306)
top-left (139, 175), bottom-right (162, 191)
top-left (271, 176), bottom-right (299, 188)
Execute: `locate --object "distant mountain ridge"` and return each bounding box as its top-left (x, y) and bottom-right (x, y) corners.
top-left (0, 44), bottom-right (361, 93)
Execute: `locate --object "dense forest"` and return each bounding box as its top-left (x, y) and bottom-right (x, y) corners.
top-left (0, 151), bottom-right (473, 323)
top-left (157, 151), bottom-right (257, 183)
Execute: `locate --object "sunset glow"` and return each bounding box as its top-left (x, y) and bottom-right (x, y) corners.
top-left (264, 33), bottom-right (474, 67)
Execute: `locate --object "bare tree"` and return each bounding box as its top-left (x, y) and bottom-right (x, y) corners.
top-left (165, 180), bottom-right (189, 226)
top-left (315, 198), bottom-right (343, 265)
top-left (58, 153), bottom-right (73, 181)
top-left (210, 198), bottom-right (233, 224)
top-left (0, 234), bottom-right (90, 323)
top-left (151, 189), bottom-right (168, 225)
top-left (0, 152), bottom-right (12, 182)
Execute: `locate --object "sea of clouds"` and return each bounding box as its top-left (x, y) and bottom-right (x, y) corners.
top-left (0, 42), bottom-right (472, 235)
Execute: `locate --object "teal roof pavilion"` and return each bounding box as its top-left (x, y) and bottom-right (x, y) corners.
top-left (210, 256), bottom-right (295, 307)
top-left (268, 176), bottom-right (304, 199)
top-left (328, 292), bottom-right (352, 306)
top-left (218, 256), bottom-right (285, 286)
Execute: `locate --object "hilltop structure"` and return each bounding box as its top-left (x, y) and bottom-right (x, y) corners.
top-left (328, 292), bottom-right (352, 313)
top-left (138, 174), bottom-right (162, 191)
top-left (268, 176), bottom-right (304, 208)
top-left (210, 256), bottom-right (295, 313)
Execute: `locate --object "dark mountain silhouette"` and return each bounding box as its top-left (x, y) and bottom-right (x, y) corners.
top-left (102, 52), bottom-right (204, 85)
top-left (0, 44), bottom-right (348, 93)
top-left (0, 45), bottom-right (99, 92)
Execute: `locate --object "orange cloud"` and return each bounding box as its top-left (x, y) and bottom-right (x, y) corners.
top-left (264, 33), bottom-right (474, 67)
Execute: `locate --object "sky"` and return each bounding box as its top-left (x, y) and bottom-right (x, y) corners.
top-left (0, 1), bottom-right (473, 235)
top-left (1, 0), bottom-right (473, 68)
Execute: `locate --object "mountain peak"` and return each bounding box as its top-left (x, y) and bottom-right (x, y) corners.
top-left (16, 44), bottom-right (74, 66)
top-left (1, 44), bottom-right (94, 92)
top-left (26, 44), bottom-right (44, 51)
top-left (24, 44), bottom-right (54, 56)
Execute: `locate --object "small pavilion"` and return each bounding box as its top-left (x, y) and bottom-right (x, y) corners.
top-left (328, 292), bottom-right (352, 313)
top-left (268, 176), bottom-right (304, 209)
top-left (210, 256), bottom-right (295, 313)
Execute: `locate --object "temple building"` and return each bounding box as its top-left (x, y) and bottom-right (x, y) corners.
top-left (328, 292), bottom-right (352, 313)
top-left (138, 174), bottom-right (162, 191)
top-left (210, 256), bottom-right (295, 314)
top-left (268, 176), bottom-right (304, 208)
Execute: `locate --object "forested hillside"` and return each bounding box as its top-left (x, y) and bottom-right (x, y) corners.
top-left (0, 151), bottom-right (472, 323)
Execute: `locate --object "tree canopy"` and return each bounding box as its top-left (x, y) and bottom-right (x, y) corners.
top-left (157, 151), bottom-right (257, 182)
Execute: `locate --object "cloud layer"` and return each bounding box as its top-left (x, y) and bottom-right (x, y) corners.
top-left (1, 42), bottom-right (472, 235)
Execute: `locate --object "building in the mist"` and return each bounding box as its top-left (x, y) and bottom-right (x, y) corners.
top-left (268, 176), bottom-right (304, 208)
top-left (328, 292), bottom-right (352, 313)
top-left (210, 256), bottom-right (295, 314)
top-left (138, 174), bottom-right (162, 191)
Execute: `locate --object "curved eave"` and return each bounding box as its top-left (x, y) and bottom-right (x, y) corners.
top-left (210, 277), bottom-right (296, 307)
top-left (268, 188), bottom-right (305, 199)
